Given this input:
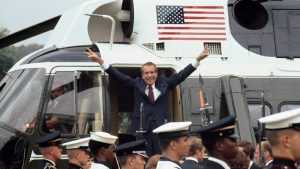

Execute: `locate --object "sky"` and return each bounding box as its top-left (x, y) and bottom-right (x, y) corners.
top-left (0, 0), bottom-right (87, 46)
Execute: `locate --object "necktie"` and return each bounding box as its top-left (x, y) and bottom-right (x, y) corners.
top-left (148, 85), bottom-right (155, 103)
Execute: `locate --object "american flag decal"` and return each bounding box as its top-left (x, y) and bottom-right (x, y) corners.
top-left (156, 5), bottom-right (226, 41)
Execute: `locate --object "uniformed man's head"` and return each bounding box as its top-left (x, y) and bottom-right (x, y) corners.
top-left (36, 131), bottom-right (62, 162)
top-left (153, 121), bottom-right (192, 159)
top-left (197, 115), bottom-right (239, 162)
top-left (141, 62), bottom-right (158, 85)
top-left (62, 137), bottom-right (91, 167)
top-left (114, 139), bottom-right (148, 169)
top-left (259, 108), bottom-right (300, 161)
top-left (89, 131), bottom-right (118, 162)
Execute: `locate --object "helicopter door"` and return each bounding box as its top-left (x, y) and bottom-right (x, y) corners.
top-left (42, 67), bottom-right (108, 135)
top-left (108, 67), bottom-right (180, 141)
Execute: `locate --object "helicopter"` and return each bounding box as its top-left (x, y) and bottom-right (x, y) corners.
top-left (1, 0), bottom-right (300, 168)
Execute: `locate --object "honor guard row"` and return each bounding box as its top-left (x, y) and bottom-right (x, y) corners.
top-left (36, 118), bottom-right (239, 169)
top-left (36, 107), bottom-right (300, 169)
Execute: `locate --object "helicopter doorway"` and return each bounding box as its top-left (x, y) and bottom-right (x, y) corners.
top-left (108, 67), bottom-right (182, 139)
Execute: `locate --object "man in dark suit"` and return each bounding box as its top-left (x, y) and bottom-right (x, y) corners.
top-left (254, 141), bottom-right (273, 169)
top-left (182, 137), bottom-right (205, 169)
top-left (239, 140), bottom-right (262, 169)
top-left (196, 116), bottom-right (239, 169)
top-left (86, 45), bottom-right (209, 156)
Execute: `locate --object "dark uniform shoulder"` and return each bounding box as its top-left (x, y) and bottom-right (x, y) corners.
top-left (68, 163), bottom-right (82, 169)
top-left (38, 159), bottom-right (57, 169)
top-left (271, 157), bottom-right (297, 169)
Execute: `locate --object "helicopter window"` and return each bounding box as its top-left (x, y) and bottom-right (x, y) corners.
top-left (248, 103), bottom-right (271, 128)
top-left (0, 68), bottom-right (46, 133)
top-left (30, 49), bottom-right (93, 63)
top-left (46, 72), bottom-right (75, 134)
top-left (279, 103), bottom-right (300, 112)
top-left (45, 71), bottom-right (104, 135)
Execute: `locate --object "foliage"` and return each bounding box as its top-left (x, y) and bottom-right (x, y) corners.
top-left (0, 27), bottom-right (43, 79)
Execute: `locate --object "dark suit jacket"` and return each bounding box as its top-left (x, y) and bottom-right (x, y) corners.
top-left (266, 160), bottom-right (273, 169)
top-left (68, 163), bottom-right (82, 169)
top-left (249, 162), bottom-right (262, 169)
top-left (106, 63), bottom-right (196, 131)
top-left (182, 159), bottom-right (204, 169)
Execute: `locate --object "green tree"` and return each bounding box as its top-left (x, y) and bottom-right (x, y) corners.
top-left (0, 28), bottom-right (16, 79)
top-left (0, 28), bottom-right (44, 79)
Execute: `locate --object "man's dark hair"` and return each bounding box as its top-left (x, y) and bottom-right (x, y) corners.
top-left (239, 140), bottom-right (255, 160)
top-left (118, 154), bottom-right (139, 166)
top-left (118, 155), bottom-right (130, 166)
top-left (158, 137), bottom-right (180, 150)
top-left (140, 62), bottom-right (158, 74)
top-left (266, 130), bottom-right (281, 147)
top-left (261, 140), bottom-right (273, 157)
top-left (89, 140), bottom-right (110, 157)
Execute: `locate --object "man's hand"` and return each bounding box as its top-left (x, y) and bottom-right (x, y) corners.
top-left (196, 45), bottom-right (209, 62)
top-left (86, 48), bottom-right (104, 65)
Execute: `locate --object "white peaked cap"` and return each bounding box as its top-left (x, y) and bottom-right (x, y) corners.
top-left (259, 108), bottom-right (300, 129)
top-left (62, 137), bottom-right (90, 150)
top-left (90, 131), bottom-right (118, 144)
top-left (153, 121), bottom-right (192, 135)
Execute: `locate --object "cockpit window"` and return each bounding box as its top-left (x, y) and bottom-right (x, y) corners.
top-left (0, 68), bottom-right (46, 133)
top-left (30, 47), bottom-right (98, 63)
top-left (45, 71), bottom-right (104, 135)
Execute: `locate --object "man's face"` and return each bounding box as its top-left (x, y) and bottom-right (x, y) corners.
top-left (131, 155), bottom-right (146, 169)
top-left (196, 147), bottom-right (206, 161)
top-left (104, 145), bottom-right (115, 162)
top-left (51, 86), bottom-right (64, 99)
top-left (175, 136), bottom-right (190, 158)
top-left (220, 137), bottom-right (238, 160)
top-left (78, 150), bottom-right (91, 167)
top-left (289, 130), bottom-right (300, 161)
top-left (254, 145), bottom-right (260, 164)
top-left (254, 145), bottom-right (266, 164)
top-left (141, 65), bottom-right (158, 85)
top-left (51, 145), bottom-right (62, 161)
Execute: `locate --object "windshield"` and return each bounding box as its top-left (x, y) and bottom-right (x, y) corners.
top-left (0, 68), bottom-right (46, 133)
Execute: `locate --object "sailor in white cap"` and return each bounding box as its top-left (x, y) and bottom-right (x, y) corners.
top-left (153, 121), bottom-right (192, 169)
top-left (89, 131), bottom-right (118, 169)
top-left (114, 139), bottom-right (148, 169)
top-left (259, 108), bottom-right (300, 169)
top-left (62, 137), bottom-right (91, 169)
